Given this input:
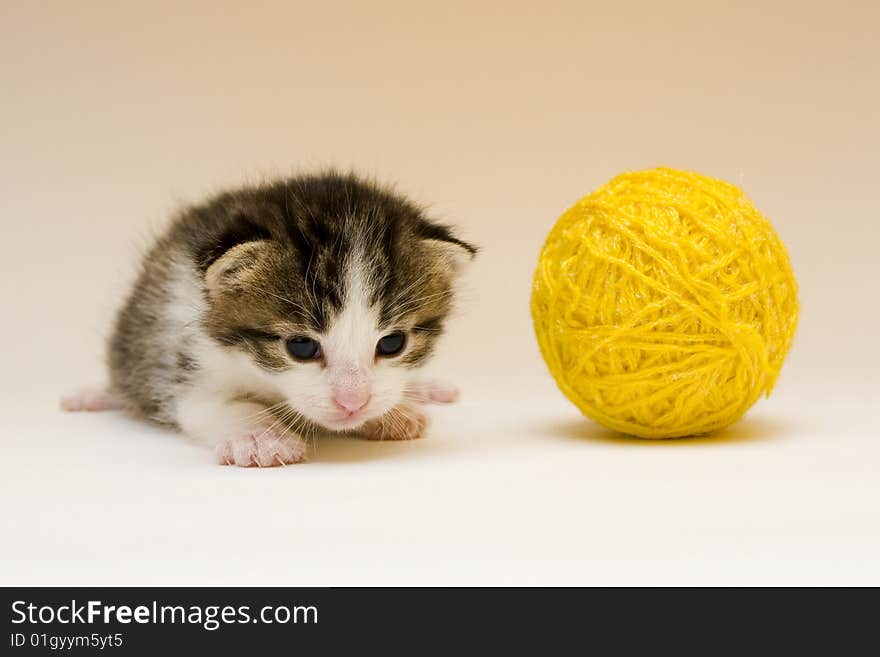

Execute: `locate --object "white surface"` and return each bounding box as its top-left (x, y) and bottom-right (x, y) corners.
top-left (2, 386), bottom-right (878, 586)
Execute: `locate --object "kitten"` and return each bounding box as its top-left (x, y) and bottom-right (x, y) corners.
top-left (62, 172), bottom-right (476, 466)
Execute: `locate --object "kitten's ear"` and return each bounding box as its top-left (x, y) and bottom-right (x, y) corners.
top-left (423, 238), bottom-right (477, 276)
top-left (204, 240), bottom-right (267, 296)
top-left (418, 221), bottom-right (477, 276)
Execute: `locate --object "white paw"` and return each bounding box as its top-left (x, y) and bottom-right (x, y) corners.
top-left (363, 404), bottom-right (429, 441)
top-left (215, 429), bottom-right (307, 467)
top-left (405, 379), bottom-right (460, 404)
top-left (60, 388), bottom-right (121, 412)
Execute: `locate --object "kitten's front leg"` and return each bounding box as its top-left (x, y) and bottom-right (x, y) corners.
top-left (361, 402), bottom-right (428, 441)
top-left (177, 390), bottom-right (307, 467)
top-left (403, 379), bottom-right (460, 404)
top-left (361, 380), bottom-right (459, 441)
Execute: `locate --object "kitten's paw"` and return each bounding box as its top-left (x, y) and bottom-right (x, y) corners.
top-left (362, 405), bottom-right (428, 441)
top-left (60, 388), bottom-right (121, 412)
top-left (215, 430), bottom-right (307, 467)
top-left (405, 379), bottom-right (459, 404)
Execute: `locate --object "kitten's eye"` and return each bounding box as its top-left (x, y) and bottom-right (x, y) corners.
top-left (286, 336), bottom-right (321, 361)
top-left (376, 332), bottom-right (406, 357)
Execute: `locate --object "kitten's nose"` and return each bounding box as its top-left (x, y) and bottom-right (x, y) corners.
top-left (333, 388), bottom-right (371, 415)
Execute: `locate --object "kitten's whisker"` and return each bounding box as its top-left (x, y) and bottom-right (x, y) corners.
top-left (385, 289), bottom-right (455, 318)
top-left (385, 407), bottom-right (407, 439)
top-left (242, 400), bottom-right (289, 423)
top-left (384, 275), bottom-right (430, 309)
top-left (243, 283), bottom-right (321, 327)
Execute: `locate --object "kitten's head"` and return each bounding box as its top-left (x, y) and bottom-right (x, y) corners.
top-left (194, 173), bottom-right (475, 431)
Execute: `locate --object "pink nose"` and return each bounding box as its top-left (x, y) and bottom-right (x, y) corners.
top-left (333, 388), bottom-right (371, 415)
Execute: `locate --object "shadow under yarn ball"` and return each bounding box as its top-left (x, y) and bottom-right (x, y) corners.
top-left (531, 167), bottom-right (799, 439)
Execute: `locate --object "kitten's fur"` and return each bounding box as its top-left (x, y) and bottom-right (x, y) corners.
top-left (71, 172), bottom-right (475, 466)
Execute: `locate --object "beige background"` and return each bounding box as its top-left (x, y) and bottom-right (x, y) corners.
top-left (1, 1), bottom-right (878, 585)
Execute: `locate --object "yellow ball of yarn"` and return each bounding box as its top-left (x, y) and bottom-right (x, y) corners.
top-left (532, 168), bottom-right (799, 438)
